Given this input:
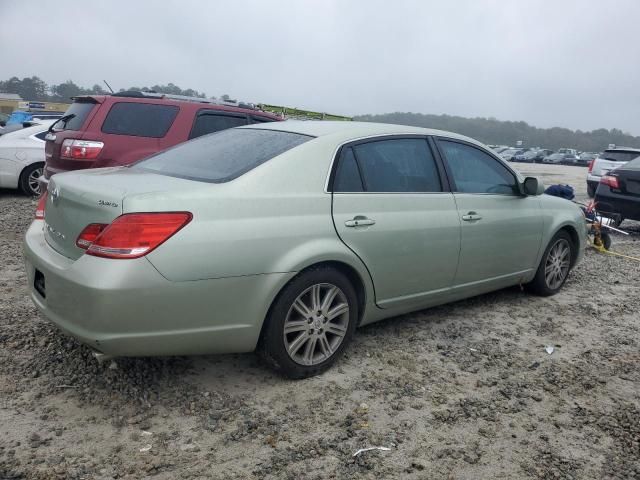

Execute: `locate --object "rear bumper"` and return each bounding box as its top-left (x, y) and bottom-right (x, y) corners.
top-left (24, 221), bottom-right (294, 357)
top-left (594, 189), bottom-right (640, 221)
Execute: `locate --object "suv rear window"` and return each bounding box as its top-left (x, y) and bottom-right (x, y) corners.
top-left (102, 102), bottom-right (179, 138)
top-left (600, 150), bottom-right (640, 162)
top-left (135, 128), bottom-right (312, 183)
top-left (56, 101), bottom-right (95, 131)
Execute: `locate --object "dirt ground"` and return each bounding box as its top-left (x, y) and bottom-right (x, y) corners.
top-left (1, 163), bottom-right (638, 479)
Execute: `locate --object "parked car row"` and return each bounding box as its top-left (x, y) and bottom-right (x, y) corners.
top-left (0, 92), bottom-right (281, 196)
top-left (490, 145), bottom-right (601, 166)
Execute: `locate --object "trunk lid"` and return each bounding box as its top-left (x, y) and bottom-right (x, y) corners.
top-left (43, 167), bottom-right (202, 260)
top-left (614, 167), bottom-right (640, 197)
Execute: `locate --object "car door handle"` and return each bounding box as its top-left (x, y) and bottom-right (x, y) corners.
top-left (461, 212), bottom-right (483, 222)
top-left (345, 216), bottom-right (376, 227)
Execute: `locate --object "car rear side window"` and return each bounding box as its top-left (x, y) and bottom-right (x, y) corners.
top-left (189, 113), bottom-right (247, 139)
top-left (344, 138), bottom-right (441, 193)
top-left (438, 140), bottom-right (518, 195)
top-left (56, 101), bottom-right (95, 131)
top-left (333, 147), bottom-right (364, 192)
top-left (101, 102), bottom-right (179, 138)
top-left (600, 151), bottom-right (640, 162)
top-left (135, 128), bottom-right (312, 183)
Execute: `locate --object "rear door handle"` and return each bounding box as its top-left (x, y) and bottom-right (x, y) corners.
top-left (461, 211), bottom-right (483, 222)
top-left (345, 216), bottom-right (376, 227)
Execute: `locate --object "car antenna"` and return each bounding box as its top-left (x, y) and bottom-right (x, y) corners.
top-left (103, 80), bottom-right (115, 94)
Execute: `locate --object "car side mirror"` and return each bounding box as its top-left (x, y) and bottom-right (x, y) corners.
top-left (523, 176), bottom-right (544, 196)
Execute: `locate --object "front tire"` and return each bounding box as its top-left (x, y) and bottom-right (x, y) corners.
top-left (258, 267), bottom-right (358, 379)
top-left (526, 231), bottom-right (574, 296)
top-left (19, 163), bottom-right (44, 196)
top-left (587, 183), bottom-right (596, 198)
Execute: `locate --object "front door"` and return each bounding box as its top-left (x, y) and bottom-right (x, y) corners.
top-left (331, 136), bottom-right (461, 308)
top-left (435, 138), bottom-right (543, 288)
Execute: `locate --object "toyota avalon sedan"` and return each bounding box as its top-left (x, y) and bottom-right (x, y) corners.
top-left (24, 122), bottom-right (586, 378)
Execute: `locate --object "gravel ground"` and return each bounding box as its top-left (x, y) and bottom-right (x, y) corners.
top-left (1, 164), bottom-right (639, 479)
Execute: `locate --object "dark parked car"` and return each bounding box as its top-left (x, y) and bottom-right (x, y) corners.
top-left (43, 91), bottom-right (282, 179)
top-left (534, 149), bottom-right (553, 162)
top-left (576, 152), bottom-right (598, 166)
top-left (543, 153), bottom-right (578, 164)
top-left (513, 150), bottom-right (539, 163)
top-left (594, 156), bottom-right (640, 224)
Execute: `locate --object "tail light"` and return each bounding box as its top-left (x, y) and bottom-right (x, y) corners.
top-left (587, 159), bottom-right (595, 173)
top-left (76, 223), bottom-right (108, 249)
top-left (61, 139), bottom-right (104, 160)
top-left (79, 212), bottom-right (192, 259)
top-left (600, 175), bottom-right (620, 189)
top-left (35, 192), bottom-right (48, 219)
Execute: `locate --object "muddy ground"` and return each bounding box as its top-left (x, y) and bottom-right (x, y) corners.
top-left (1, 163), bottom-right (638, 479)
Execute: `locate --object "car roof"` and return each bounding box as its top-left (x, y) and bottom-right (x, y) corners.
top-left (243, 120), bottom-right (485, 147)
top-left (74, 94), bottom-right (281, 120)
top-left (604, 147), bottom-right (640, 153)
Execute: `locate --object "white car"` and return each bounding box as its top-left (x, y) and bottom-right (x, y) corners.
top-left (0, 120), bottom-right (54, 196)
top-left (586, 147), bottom-right (640, 197)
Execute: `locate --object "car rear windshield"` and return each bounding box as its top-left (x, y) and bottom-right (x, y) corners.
top-left (101, 102), bottom-right (179, 138)
top-left (56, 101), bottom-right (96, 131)
top-left (600, 150), bottom-right (640, 162)
top-left (135, 128), bottom-right (313, 183)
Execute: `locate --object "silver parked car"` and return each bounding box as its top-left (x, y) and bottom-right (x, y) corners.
top-left (24, 122), bottom-right (586, 378)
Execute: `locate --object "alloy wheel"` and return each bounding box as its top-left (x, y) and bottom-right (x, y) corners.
top-left (544, 239), bottom-right (571, 290)
top-left (28, 167), bottom-right (43, 196)
top-left (283, 283), bottom-right (349, 366)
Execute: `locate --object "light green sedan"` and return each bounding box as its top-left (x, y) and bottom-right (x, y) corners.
top-left (24, 121), bottom-right (586, 378)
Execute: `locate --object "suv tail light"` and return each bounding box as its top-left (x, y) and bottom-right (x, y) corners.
top-left (35, 192), bottom-right (48, 219)
top-left (61, 139), bottom-right (104, 160)
top-left (600, 175), bottom-right (620, 189)
top-left (80, 212), bottom-right (192, 259)
top-left (587, 159), bottom-right (595, 173)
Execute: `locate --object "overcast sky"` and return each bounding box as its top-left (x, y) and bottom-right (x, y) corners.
top-left (1, 0), bottom-right (639, 134)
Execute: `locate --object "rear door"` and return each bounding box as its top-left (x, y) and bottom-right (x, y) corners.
top-left (435, 138), bottom-right (543, 288)
top-left (98, 102), bottom-right (180, 165)
top-left (331, 136), bottom-right (460, 308)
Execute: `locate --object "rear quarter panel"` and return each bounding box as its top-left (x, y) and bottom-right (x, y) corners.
top-left (130, 137), bottom-right (374, 297)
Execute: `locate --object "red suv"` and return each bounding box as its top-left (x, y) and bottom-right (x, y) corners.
top-left (44, 91), bottom-right (281, 178)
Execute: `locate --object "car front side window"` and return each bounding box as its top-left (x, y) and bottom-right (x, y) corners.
top-left (438, 140), bottom-right (519, 195)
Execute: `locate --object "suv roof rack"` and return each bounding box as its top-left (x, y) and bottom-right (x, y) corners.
top-left (111, 90), bottom-right (260, 110)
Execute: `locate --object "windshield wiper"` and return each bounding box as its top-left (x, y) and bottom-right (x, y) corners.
top-left (47, 113), bottom-right (76, 133)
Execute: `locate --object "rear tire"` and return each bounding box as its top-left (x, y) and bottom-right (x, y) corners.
top-left (19, 163), bottom-right (44, 197)
top-left (526, 231), bottom-right (574, 296)
top-left (258, 267), bottom-right (358, 379)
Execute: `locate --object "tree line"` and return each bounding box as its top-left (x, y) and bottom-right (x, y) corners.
top-left (0, 76), bottom-right (228, 104)
top-left (2, 76), bottom-right (637, 152)
top-left (354, 112), bottom-right (640, 153)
